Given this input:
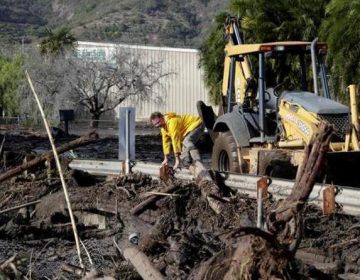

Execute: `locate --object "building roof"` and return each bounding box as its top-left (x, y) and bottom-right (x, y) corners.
top-left (77, 41), bottom-right (199, 53)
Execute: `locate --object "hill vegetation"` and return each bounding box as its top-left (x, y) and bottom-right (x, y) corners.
top-left (0, 0), bottom-right (358, 118)
top-left (0, 0), bottom-right (230, 48)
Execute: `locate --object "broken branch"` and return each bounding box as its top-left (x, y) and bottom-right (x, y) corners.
top-left (131, 185), bottom-right (179, 215)
top-left (144, 191), bottom-right (180, 197)
top-left (0, 200), bottom-right (41, 215)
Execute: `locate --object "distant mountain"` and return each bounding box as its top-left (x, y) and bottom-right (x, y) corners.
top-left (0, 0), bottom-right (230, 48)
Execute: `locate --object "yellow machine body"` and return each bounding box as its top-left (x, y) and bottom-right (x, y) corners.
top-left (208, 17), bottom-right (360, 186)
top-left (278, 99), bottom-right (319, 146)
top-left (221, 19), bottom-right (359, 152)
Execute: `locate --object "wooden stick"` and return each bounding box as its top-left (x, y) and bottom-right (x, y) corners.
top-left (144, 191), bottom-right (180, 197)
top-left (113, 238), bottom-right (123, 256)
top-left (80, 239), bottom-right (93, 265)
top-left (52, 222), bottom-right (72, 228)
top-left (28, 249), bottom-right (34, 279)
top-left (26, 71), bottom-right (84, 269)
top-left (0, 200), bottom-right (41, 214)
top-left (123, 247), bottom-right (165, 280)
top-left (0, 135), bottom-right (5, 157)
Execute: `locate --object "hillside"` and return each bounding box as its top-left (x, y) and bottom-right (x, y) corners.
top-left (0, 0), bottom-right (230, 48)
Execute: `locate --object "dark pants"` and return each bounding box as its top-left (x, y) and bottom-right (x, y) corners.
top-left (181, 124), bottom-right (204, 162)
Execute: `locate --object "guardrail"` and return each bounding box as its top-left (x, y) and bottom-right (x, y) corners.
top-left (69, 159), bottom-right (360, 216)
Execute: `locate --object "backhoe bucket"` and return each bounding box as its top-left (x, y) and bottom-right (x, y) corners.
top-left (325, 151), bottom-right (360, 187)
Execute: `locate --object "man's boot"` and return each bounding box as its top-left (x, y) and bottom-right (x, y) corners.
top-left (189, 149), bottom-right (201, 162)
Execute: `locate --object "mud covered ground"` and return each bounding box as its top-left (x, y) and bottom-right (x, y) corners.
top-left (0, 130), bottom-right (360, 279)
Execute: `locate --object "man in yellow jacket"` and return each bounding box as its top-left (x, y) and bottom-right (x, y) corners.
top-left (150, 112), bottom-right (204, 169)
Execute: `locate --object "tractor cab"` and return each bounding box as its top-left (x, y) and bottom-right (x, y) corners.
top-left (198, 17), bottom-right (360, 187)
top-left (217, 40), bottom-right (336, 145)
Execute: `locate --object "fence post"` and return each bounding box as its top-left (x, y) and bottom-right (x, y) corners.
top-left (118, 107), bottom-right (135, 174)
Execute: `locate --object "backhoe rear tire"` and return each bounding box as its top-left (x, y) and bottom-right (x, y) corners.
top-left (211, 131), bottom-right (240, 173)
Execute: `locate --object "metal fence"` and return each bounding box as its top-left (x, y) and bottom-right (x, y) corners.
top-left (0, 117), bottom-right (38, 132)
top-left (0, 117), bottom-right (117, 128)
top-left (0, 117), bottom-right (155, 137)
top-left (0, 117), bottom-right (25, 125)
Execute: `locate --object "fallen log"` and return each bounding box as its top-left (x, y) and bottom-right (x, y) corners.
top-left (123, 247), bottom-right (165, 280)
top-left (160, 161), bottom-right (224, 214)
top-left (0, 131), bottom-right (98, 184)
top-left (190, 161), bottom-right (226, 214)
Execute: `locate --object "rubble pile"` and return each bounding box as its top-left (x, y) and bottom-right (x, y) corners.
top-left (0, 132), bottom-right (359, 279)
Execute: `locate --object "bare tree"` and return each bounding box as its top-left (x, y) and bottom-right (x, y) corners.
top-left (19, 48), bottom-right (73, 126)
top-left (67, 48), bottom-right (168, 127)
top-left (20, 46), bottom-right (168, 128)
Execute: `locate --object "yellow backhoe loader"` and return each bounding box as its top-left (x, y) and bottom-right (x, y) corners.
top-left (198, 17), bottom-right (360, 186)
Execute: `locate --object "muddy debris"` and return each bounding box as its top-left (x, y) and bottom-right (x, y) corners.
top-left (0, 131), bottom-right (359, 279)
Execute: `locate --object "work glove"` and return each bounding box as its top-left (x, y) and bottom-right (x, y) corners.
top-left (161, 157), bottom-right (169, 166)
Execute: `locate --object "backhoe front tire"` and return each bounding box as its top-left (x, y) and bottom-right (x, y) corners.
top-left (211, 131), bottom-right (240, 173)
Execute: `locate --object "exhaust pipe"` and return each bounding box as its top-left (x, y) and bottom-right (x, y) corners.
top-left (311, 38), bottom-right (319, 96)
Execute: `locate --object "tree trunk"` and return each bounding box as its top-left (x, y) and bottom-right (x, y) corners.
top-left (266, 122), bottom-right (334, 237)
top-left (90, 114), bottom-right (101, 128)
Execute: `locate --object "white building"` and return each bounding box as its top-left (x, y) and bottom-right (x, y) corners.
top-left (76, 41), bottom-right (212, 121)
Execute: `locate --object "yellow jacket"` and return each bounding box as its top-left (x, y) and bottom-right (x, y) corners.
top-left (161, 112), bottom-right (202, 155)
